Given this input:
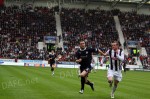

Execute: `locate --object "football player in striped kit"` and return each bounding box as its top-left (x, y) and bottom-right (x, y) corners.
top-left (102, 41), bottom-right (124, 98)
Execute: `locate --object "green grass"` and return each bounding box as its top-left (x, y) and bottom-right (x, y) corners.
top-left (0, 66), bottom-right (150, 99)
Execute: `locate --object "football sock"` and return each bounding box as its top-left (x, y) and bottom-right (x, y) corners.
top-left (81, 77), bottom-right (85, 90)
top-left (112, 85), bottom-right (117, 94)
top-left (51, 68), bottom-right (54, 71)
top-left (85, 80), bottom-right (92, 86)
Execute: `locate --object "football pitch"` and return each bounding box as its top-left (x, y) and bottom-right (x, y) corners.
top-left (0, 66), bottom-right (150, 99)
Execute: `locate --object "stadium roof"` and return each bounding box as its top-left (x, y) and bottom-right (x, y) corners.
top-left (74, 0), bottom-right (150, 10)
top-left (86, 0), bottom-right (150, 3)
top-left (99, 0), bottom-right (150, 9)
top-left (6, 0), bottom-right (150, 4)
top-left (6, 0), bottom-right (150, 9)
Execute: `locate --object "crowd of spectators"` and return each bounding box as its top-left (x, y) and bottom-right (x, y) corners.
top-left (0, 5), bottom-right (56, 59)
top-left (126, 54), bottom-right (137, 65)
top-left (61, 8), bottom-right (119, 60)
top-left (118, 11), bottom-right (150, 67)
top-left (140, 55), bottom-right (150, 69)
top-left (118, 11), bottom-right (150, 54)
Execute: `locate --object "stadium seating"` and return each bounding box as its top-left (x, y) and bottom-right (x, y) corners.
top-left (118, 11), bottom-right (150, 66)
top-left (118, 11), bottom-right (150, 49)
top-left (0, 5), bottom-right (56, 59)
top-left (60, 8), bottom-right (118, 56)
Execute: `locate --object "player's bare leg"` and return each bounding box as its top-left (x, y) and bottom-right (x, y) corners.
top-left (51, 64), bottom-right (56, 76)
top-left (111, 80), bottom-right (119, 98)
top-left (79, 70), bottom-right (88, 77)
top-left (108, 76), bottom-right (113, 87)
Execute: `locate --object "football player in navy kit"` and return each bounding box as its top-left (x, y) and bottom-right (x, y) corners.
top-left (76, 41), bottom-right (104, 94)
top-left (49, 50), bottom-right (56, 76)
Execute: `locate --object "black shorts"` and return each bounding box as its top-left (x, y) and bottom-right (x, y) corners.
top-left (80, 66), bottom-right (92, 73)
top-left (50, 62), bottom-right (55, 67)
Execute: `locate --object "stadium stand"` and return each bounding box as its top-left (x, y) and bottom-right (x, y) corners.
top-left (61, 8), bottom-right (118, 52)
top-left (0, 5), bottom-right (56, 59)
top-left (0, 3), bottom-right (149, 67)
top-left (118, 11), bottom-right (150, 50)
top-left (118, 11), bottom-right (150, 66)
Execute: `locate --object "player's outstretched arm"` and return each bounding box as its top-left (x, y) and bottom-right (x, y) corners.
top-left (98, 49), bottom-right (107, 56)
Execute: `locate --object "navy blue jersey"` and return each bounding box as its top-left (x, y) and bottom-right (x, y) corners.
top-left (76, 47), bottom-right (98, 69)
top-left (49, 54), bottom-right (56, 63)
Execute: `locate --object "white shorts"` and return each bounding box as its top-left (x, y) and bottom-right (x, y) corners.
top-left (91, 63), bottom-right (95, 67)
top-left (107, 69), bottom-right (122, 82)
